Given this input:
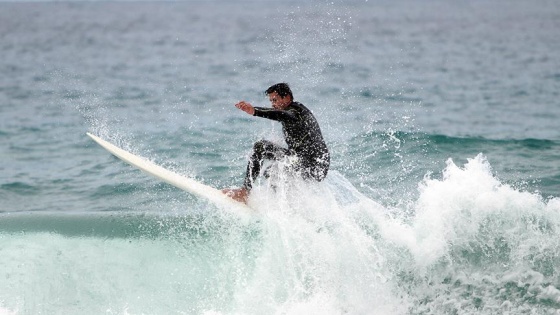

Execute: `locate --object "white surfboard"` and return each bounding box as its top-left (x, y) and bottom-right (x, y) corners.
top-left (86, 132), bottom-right (252, 212)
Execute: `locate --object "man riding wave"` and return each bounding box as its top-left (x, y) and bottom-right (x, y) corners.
top-left (223, 83), bottom-right (330, 203)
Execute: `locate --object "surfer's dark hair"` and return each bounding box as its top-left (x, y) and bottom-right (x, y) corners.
top-left (266, 83), bottom-right (293, 100)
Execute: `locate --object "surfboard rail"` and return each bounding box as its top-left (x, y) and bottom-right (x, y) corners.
top-left (86, 132), bottom-right (252, 212)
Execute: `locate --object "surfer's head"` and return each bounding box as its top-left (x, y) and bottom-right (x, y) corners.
top-left (266, 83), bottom-right (293, 110)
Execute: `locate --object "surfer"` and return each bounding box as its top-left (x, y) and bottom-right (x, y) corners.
top-left (223, 83), bottom-right (330, 203)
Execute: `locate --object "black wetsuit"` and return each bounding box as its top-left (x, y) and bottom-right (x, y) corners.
top-left (242, 101), bottom-right (330, 189)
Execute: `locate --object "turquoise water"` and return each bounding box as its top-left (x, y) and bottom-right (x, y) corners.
top-left (1, 1), bottom-right (560, 314)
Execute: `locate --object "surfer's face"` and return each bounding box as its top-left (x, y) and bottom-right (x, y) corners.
top-left (268, 92), bottom-right (291, 110)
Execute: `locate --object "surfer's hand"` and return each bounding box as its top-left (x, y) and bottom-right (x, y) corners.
top-left (235, 101), bottom-right (255, 115)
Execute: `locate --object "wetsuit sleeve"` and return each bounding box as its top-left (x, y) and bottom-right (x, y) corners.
top-left (253, 107), bottom-right (297, 122)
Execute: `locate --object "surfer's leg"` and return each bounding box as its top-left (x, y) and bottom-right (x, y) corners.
top-left (223, 140), bottom-right (287, 203)
top-left (243, 140), bottom-right (289, 190)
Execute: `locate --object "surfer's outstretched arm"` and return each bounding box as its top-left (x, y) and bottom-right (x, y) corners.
top-left (235, 101), bottom-right (255, 115)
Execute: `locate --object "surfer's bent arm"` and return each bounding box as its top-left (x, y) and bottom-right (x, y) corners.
top-left (252, 107), bottom-right (297, 122)
top-left (234, 100), bottom-right (297, 122)
top-left (235, 101), bottom-right (255, 115)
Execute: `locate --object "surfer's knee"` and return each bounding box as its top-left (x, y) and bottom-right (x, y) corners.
top-left (253, 140), bottom-right (275, 155)
top-left (253, 140), bottom-right (266, 152)
top-left (253, 140), bottom-right (267, 155)
top-left (253, 140), bottom-right (272, 151)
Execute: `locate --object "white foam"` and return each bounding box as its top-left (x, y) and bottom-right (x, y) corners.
top-left (2, 154), bottom-right (558, 314)
top-left (242, 154), bottom-right (560, 313)
top-left (0, 305), bottom-right (17, 315)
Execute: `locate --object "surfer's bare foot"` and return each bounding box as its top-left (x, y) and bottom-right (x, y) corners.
top-left (222, 187), bottom-right (249, 203)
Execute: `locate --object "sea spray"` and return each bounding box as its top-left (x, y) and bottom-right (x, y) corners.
top-left (243, 154), bottom-right (560, 314)
top-left (1, 155), bottom-right (559, 314)
top-left (379, 154), bottom-right (560, 314)
top-left (235, 171), bottom-right (404, 314)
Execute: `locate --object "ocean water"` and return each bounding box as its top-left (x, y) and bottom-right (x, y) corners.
top-left (1, 0), bottom-right (560, 314)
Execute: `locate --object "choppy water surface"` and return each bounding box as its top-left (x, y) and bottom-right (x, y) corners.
top-left (1, 1), bottom-right (560, 314)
